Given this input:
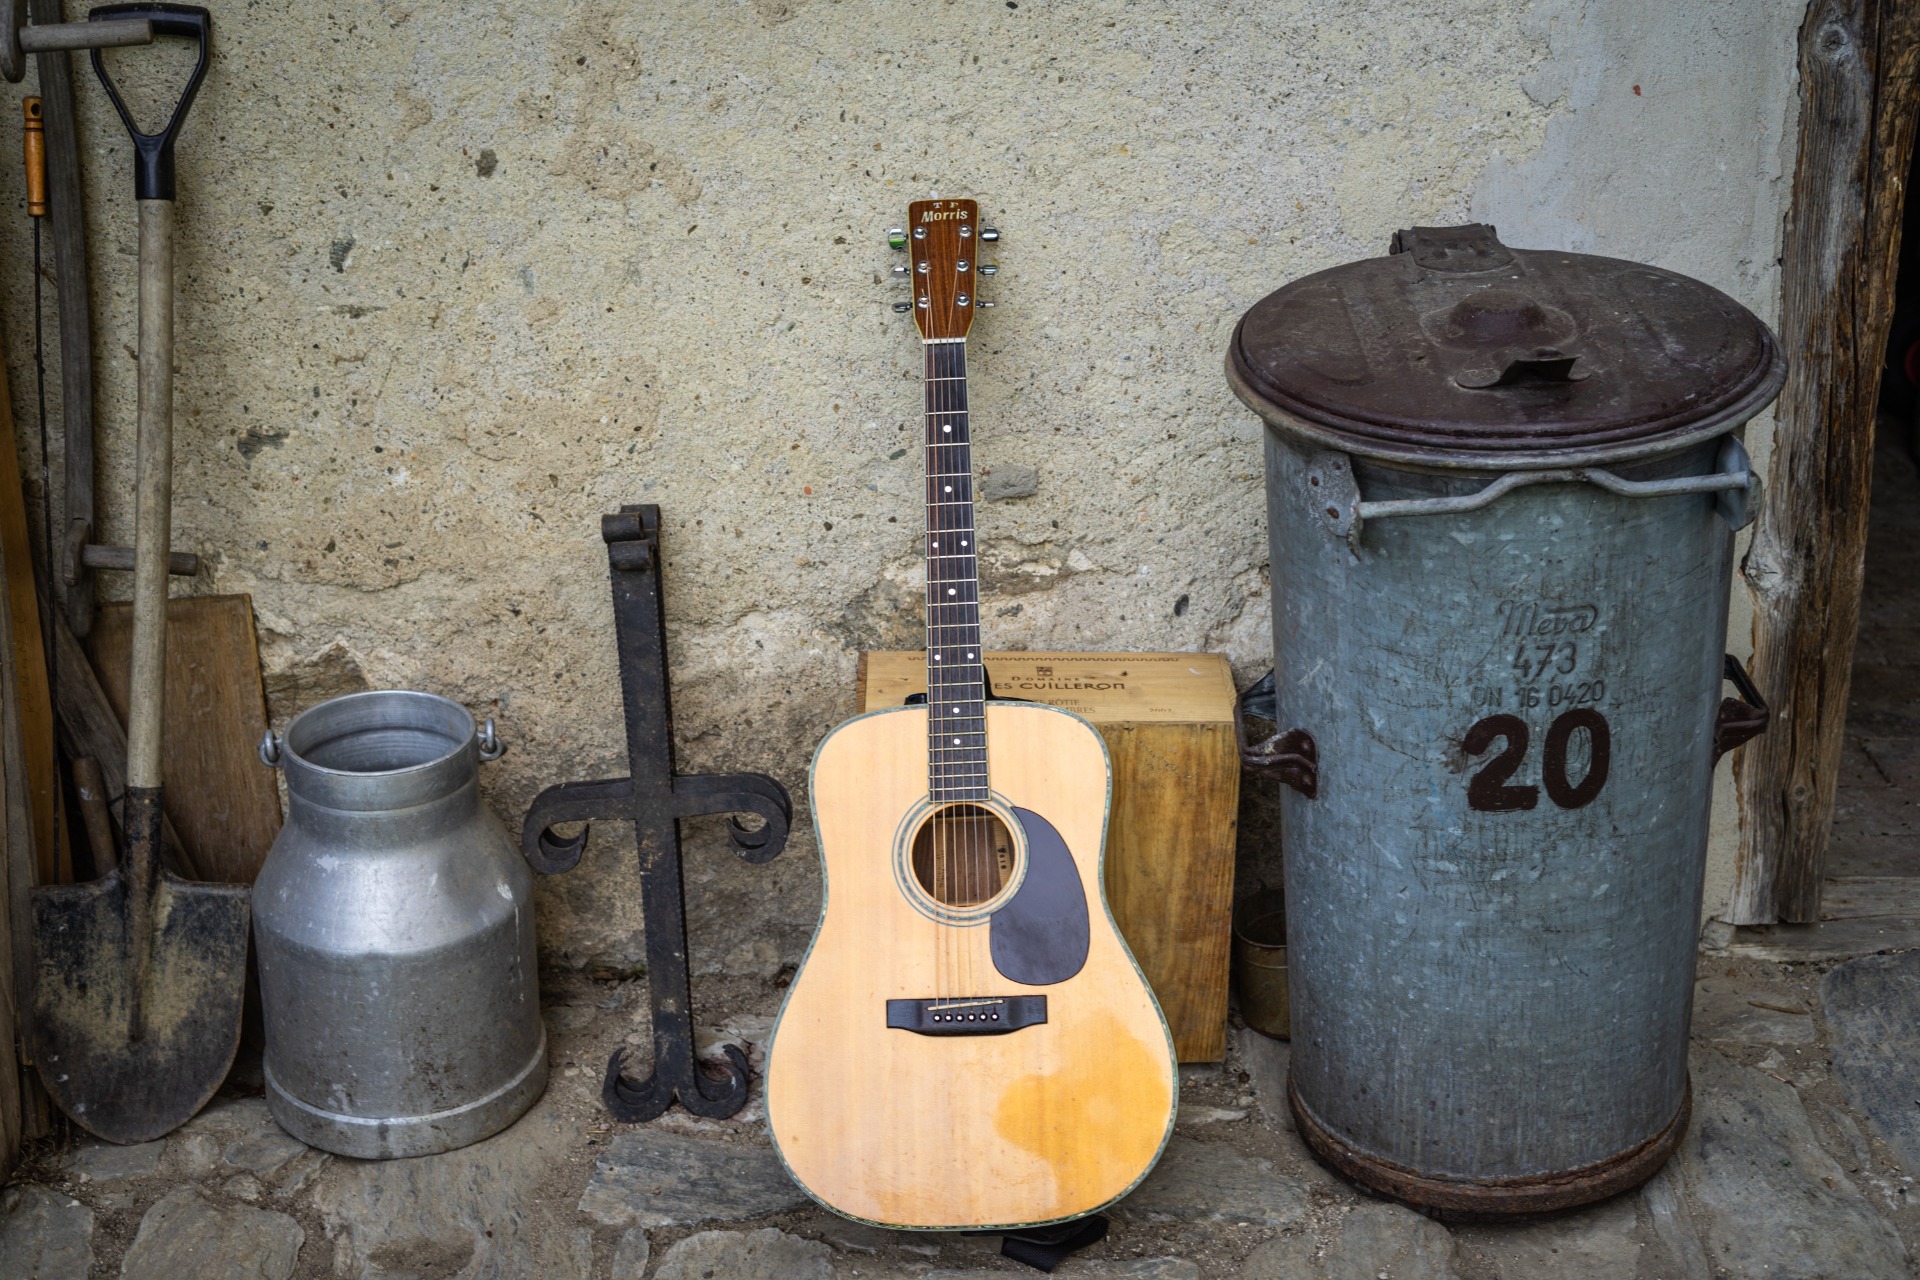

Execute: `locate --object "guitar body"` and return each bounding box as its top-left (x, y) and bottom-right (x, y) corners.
top-left (767, 701), bottom-right (1177, 1229)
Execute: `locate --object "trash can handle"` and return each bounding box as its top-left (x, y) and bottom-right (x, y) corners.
top-left (1235, 669), bottom-right (1318, 798)
top-left (1312, 436), bottom-right (1761, 549)
top-left (1714, 654), bottom-right (1769, 762)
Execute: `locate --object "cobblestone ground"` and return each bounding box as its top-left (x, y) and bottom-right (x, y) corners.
top-left (2, 950), bottom-right (1916, 1280)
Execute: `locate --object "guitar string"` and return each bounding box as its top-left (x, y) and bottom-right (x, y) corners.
top-left (928, 335), bottom-right (952, 1004)
top-left (925, 336), bottom-right (942, 1005)
top-left (926, 296), bottom-right (995, 1006)
top-left (960, 338), bottom-right (984, 1004)
top-left (956, 337), bottom-right (981, 1005)
top-left (948, 339), bottom-right (968, 1003)
top-left (932, 334), bottom-right (965, 1003)
top-left (947, 336), bottom-right (970, 1006)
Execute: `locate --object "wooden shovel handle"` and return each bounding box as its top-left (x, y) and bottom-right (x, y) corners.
top-left (122, 197), bottom-right (172, 1043)
top-left (125, 199), bottom-right (171, 794)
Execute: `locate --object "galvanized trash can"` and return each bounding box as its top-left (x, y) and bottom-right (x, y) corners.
top-left (254, 691), bottom-right (546, 1159)
top-left (1227, 225), bottom-right (1785, 1215)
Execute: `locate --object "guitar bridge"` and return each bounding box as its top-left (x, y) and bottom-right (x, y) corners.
top-left (885, 996), bottom-right (1047, 1036)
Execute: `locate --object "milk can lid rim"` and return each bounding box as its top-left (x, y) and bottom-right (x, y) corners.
top-left (280, 689), bottom-right (476, 780)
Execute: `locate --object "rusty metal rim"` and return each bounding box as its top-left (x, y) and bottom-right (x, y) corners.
top-left (1287, 1073), bottom-right (1689, 1217)
top-left (1227, 344), bottom-right (1787, 472)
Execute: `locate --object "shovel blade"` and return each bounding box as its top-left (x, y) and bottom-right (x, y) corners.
top-left (32, 868), bottom-right (250, 1144)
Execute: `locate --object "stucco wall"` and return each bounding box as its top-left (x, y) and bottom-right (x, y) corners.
top-left (0, 0), bottom-right (1802, 974)
top-left (1472, 0), bottom-right (1804, 924)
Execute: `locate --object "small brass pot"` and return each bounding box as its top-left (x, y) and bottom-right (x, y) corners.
top-left (1234, 889), bottom-right (1289, 1040)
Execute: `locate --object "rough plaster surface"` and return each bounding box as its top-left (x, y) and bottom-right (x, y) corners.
top-left (0, 0), bottom-right (1799, 971)
top-left (1472, 0), bottom-right (1803, 920)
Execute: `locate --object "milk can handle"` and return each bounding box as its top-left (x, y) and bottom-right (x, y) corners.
top-left (1234, 670), bottom-right (1318, 798)
top-left (1314, 436), bottom-right (1760, 548)
top-left (257, 716), bottom-right (506, 766)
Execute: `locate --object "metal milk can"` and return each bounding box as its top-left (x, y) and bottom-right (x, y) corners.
top-left (1227, 225), bottom-right (1785, 1215)
top-left (253, 690), bottom-right (546, 1159)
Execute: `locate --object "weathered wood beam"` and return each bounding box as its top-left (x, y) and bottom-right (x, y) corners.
top-left (1732, 0), bottom-right (1920, 924)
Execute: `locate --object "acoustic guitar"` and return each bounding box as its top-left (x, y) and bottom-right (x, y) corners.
top-left (765, 200), bottom-right (1177, 1230)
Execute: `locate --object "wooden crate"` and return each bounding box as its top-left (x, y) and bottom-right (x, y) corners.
top-left (857, 651), bottom-right (1240, 1062)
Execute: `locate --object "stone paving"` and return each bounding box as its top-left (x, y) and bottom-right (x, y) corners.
top-left (3, 951), bottom-right (1918, 1279)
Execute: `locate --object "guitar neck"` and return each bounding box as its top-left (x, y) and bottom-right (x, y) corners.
top-left (924, 339), bottom-right (987, 803)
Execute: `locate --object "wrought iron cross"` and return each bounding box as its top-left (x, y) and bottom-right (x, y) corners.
top-left (522, 505), bottom-right (790, 1121)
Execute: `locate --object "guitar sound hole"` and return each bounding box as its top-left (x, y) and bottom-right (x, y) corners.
top-left (911, 804), bottom-right (1014, 908)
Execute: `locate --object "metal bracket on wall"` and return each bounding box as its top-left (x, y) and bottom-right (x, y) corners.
top-left (520, 505), bottom-right (791, 1122)
top-left (1713, 653), bottom-right (1770, 762)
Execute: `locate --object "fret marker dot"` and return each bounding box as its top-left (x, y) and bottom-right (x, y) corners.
top-left (944, 486), bottom-right (953, 494)
top-left (953, 737), bottom-right (962, 745)
top-left (961, 539), bottom-right (969, 547)
top-left (947, 588), bottom-right (956, 596)
top-left (943, 425), bottom-right (951, 433)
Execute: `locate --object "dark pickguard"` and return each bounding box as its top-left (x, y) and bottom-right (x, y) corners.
top-left (990, 807), bottom-right (1090, 985)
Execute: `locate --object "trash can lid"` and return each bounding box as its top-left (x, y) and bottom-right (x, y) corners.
top-left (1228, 224), bottom-right (1786, 464)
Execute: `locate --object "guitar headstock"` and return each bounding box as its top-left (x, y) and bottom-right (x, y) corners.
top-left (890, 198), bottom-right (998, 341)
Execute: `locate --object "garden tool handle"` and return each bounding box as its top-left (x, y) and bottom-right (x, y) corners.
top-left (119, 196), bottom-right (172, 1044)
top-left (98, 7), bottom-right (204, 1040)
top-left (124, 198), bottom-right (171, 794)
top-left (88, 3), bottom-right (208, 201)
top-left (0, 1), bottom-right (152, 85)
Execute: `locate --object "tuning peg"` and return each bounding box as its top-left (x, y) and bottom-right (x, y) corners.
top-left (891, 264), bottom-right (909, 276)
top-left (887, 228), bottom-right (907, 250)
top-left (979, 227), bottom-right (1000, 242)
top-left (892, 301), bottom-right (912, 313)
top-left (978, 300), bottom-right (997, 309)
top-left (978, 264), bottom-right (998, 276)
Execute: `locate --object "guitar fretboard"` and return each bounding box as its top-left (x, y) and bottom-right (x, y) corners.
top-left (923, 339), bottom-right (986, 802)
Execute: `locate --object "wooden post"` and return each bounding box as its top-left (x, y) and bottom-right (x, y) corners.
top-left (0, 683), bottom-right (22, 1180)
top-left (0, 499), bottom-right (50, 1159)
top-left (1732, 0), bottom-right (1920, 923)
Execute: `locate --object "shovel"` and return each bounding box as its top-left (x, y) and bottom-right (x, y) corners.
top-left (30, 4), bottom-right (249, 1145)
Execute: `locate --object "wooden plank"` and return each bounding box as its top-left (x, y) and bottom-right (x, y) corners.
top-left (1732, 0), bottom-right (1920, 923)
top-left (0, 517), bottom-right (48, 1150)
top-left (1102, 721), bottom-right (1240, 1062)
top-left (859, 650), bottom-right (1241, 1061)
top-left (1820, 875), bottom-right (1920, 919)
top-left (86, 596), bottom-right (279, 885)
top-left (0, 525), bottom-right (27, 1174)
top-left (0, 307), bottom-right (66, 887)
top-left (1725, 916), bottom-right (1920, 962)
top-left (25, 5), bottom-right (100, 638)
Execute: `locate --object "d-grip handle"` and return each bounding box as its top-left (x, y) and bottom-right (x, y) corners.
top-left (89, 3), bottom-right (209, 201)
